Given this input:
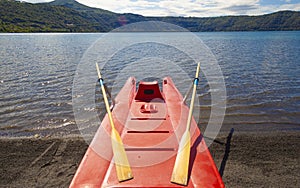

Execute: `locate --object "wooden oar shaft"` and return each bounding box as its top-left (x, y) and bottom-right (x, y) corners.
top-left (96, 63), bottom-right (115, 129)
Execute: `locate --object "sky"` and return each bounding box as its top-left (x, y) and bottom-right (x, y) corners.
top-left (22, 0), bottom-right (300, 17)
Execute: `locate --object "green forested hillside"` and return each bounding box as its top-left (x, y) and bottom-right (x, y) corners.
top-left (0, 0), bottom-right (299, 32)
top-left (0, 0), bottom-right (113, 32)
top-left (154, 11), bottom-right (300, 31)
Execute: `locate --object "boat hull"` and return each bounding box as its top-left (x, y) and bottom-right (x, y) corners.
top-left (70, 77), bottom-right (224, 187)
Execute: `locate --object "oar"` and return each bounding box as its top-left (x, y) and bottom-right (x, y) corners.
top-left (171, 63), bottom-right (200, 185)
top-left (95, 63), bottom-right (133, 182)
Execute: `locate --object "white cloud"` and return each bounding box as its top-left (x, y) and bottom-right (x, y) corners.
top-left (246, 2), bottom-right (300, 16)
top-left (76, 0), bottom-right (299, 17)
top-left (21, 0), bottom-right (300, 17)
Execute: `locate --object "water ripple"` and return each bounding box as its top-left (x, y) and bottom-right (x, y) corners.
top-left (0, 32), bottom-right (299, 136)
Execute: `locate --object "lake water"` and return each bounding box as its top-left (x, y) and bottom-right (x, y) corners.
top-left (0, 31), bottom-right (299, 137)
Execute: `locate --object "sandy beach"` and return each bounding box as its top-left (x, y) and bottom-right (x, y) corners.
top-left (0, 131), bottom-right (299, 187)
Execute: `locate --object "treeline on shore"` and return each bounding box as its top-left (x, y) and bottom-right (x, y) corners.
top-left (0, 0), bottom-right (299, 32)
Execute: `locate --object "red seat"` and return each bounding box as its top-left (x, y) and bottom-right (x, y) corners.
top-left (134, 81), bottom-right (164, 101)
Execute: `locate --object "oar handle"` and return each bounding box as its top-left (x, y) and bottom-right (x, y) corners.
top-left (195, 63), bottom-right (200, 79)
top-left (186, 63), bottom-right (200, 131)
top-left (96, 63), bottom-right (102, 79)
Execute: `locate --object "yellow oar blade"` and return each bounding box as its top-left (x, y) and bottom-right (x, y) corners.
top-left (111, 128), bottom-right (133, 182)
top-left (171, 131), bottom-right (191, 185)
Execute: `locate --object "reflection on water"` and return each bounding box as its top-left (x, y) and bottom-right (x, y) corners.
top-left (201, 31), bottom-right (300, 132)
top-left (0, 34), bottom-right (100, 137)
top-left (0, 31), bottom-right (299, 137)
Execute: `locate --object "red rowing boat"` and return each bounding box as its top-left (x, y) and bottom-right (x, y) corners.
top-left (70, 76), bottom-right (225, 187)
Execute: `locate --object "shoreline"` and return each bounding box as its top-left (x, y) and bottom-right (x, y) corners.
top-left (0, 131), bottom-right (299, 187)
top-left (1, 123), bottom-right (299, 140)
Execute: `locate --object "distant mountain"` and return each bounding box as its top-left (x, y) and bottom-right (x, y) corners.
top-left (48, 0), bottom-right (147, 29)
top-left (0, 0), bottom-right (111, 32)
top-left (48, 0), bottom-right (97, 11)
top-left (0, 0), bottom-right (299, 32)
top-left (49, 0), bottom-right (112, 14)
